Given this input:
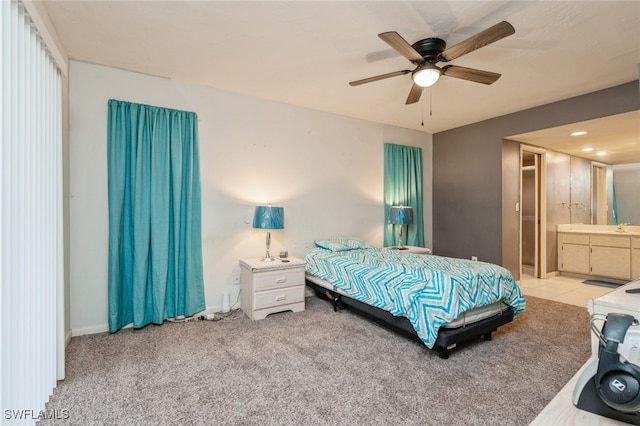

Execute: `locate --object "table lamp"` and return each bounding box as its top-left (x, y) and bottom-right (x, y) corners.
top-left (389, 205), bottom-right (413, 250)
top-left (253, 205), bottom-right (284, 261)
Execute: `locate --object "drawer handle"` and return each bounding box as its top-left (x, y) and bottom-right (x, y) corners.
top-left (275, 295), bottom-right (287, 301)
top-left (275, 277), bottom-right (287, 283)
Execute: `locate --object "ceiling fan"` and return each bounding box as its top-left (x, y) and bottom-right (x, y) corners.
top-left (349, 21), bottom-right (515, 105)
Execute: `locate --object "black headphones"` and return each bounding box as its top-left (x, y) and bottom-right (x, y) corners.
top-left (596, 313), bottom-right (640, 413)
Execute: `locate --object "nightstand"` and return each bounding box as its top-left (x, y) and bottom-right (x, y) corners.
top-left (239, 257), bottom-right (306, 320)
top-left (387, 246), bottom-right (432, 254)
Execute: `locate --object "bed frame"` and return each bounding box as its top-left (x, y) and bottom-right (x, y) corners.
top-left (305, 278), bottom-right (515, 359)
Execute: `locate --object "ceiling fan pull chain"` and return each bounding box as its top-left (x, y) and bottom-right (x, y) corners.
top-left (421, 88), bottom-right (433, 126)
top-left (421, 91), bottom-right (425, 126)
top-left (430, 88), bottom-right (433, 116)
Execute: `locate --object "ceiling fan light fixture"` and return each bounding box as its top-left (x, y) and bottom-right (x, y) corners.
top-left (412, 64), bottom-right (441, 88)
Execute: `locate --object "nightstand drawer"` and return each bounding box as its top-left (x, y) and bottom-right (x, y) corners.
top-left (254, 285), bottom-right (304, 310)
top-left (254, 268), bottom-right (304, 292)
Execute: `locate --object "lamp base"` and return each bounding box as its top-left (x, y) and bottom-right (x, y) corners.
top-left (261, 233), bottom-right (276, 261)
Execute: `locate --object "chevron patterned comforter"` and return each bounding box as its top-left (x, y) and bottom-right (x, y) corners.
top-left (305, 246), bottom-right (526, 348)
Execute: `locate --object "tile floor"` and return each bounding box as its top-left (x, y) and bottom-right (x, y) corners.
top-left (518, 273), bottom-right (615, 308)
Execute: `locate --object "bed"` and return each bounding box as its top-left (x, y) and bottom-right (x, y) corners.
top-left (305, 237), bottom-right (526, 358)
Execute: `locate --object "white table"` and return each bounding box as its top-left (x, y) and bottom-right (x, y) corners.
top-left (530, 279), bottom-right (640, 425)
top-left (529, 357), bottom-right (630, 425)
top-left (386, 245), bottom-right (431, 254)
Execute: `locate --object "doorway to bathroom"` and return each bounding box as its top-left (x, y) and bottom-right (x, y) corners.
top-left (520, 147), bottom-right (545, 278)
top-left (591, 162), bottom-right (608, 224)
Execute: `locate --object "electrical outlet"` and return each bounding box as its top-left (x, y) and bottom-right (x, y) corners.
top-left (471, 256), bottom-right (478, 261)
top-left (232, 271), bottom-right (240, 285)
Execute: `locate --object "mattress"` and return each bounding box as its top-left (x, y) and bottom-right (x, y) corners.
top-left (306, 274), bottom-right (509, 329)
top-left (305, 245), bottom-right (526, 348)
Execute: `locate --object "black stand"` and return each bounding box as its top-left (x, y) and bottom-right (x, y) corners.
top-left (575, 374), bottom-right (640, 425)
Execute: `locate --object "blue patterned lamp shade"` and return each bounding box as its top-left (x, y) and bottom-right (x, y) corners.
top-left (389, 206), bottom-right (413, 225)
top-left (253, 206), bottom-right (284, 230)
top-left (389, 205), bottom-right (413, 249)
top-left (253, 206), bottom-right (284, 261)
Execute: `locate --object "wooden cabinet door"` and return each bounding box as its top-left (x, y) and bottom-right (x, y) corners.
top-left (632, 248), bottom-right (640, 280)
top-left (560, 243), bottom-right (590, 274)
top-left (590, 246), bottom-right (631, 280)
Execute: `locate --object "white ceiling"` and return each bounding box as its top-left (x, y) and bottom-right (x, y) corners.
top-left (41, 1), bottom-right (640, 161)
top-left (509, 110), bottom-right (640, 165)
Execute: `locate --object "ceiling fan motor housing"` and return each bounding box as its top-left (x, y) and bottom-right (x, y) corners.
top-left (411, 38), bottom-right (446, 63)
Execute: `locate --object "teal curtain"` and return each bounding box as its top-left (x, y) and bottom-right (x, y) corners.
top-left (107, 99), bottom-right (205, 333)
top-left (383, 143), bottom-right (425, 247)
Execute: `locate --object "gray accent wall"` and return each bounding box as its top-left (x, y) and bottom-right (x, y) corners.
top-left (433, 81), bottom-right (640, 277)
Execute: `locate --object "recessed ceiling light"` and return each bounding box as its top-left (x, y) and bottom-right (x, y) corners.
top-left (596, 151), bottom-right (607, 156)
top-left (581, 147), bottom-right (594, 152)
top-left (571, 131), bottom-right (588, 136)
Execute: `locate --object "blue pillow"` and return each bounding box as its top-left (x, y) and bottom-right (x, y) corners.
top-left (314, 237), bottom-right (368, 252)
top-left (314, 240), bottom-right (350, 252)
top-left (333, 236), bottom-right (368, 249)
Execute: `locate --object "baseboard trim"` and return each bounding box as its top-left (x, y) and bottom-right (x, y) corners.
top-left (558, 272), bottom-right (628, 285)
top-left (70, 304), bottom-right (228, 337)
top-left (71, 324), bottom-right (111, 337)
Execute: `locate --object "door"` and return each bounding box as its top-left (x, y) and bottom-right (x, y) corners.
top-left (591, 162), bottom-right (608, 224)
top-left (520, 147), bottom-right (545, 278)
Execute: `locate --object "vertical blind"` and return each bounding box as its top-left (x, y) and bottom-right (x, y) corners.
top-left (1, 0), bottom-right (63, 423)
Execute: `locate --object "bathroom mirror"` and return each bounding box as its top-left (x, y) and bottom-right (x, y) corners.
top-left (610, 163), bottom-right (640, 225)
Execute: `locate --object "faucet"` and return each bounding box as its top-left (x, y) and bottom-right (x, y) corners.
top-left (616, 223), bottom-right (630, 232)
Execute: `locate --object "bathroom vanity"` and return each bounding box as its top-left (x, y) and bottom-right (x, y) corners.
top-left (557, 224), bottom-right (640, 281)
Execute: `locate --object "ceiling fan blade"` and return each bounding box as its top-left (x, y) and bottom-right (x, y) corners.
top-left (439, 21), bottom-right (515, 62)
top-left (378, 31), bottom-right (424, 63)
top-left (349, 69), bottom-right (411, 86)
top-left (405, 83), bottom-right (423, 104)
top-left (442, 65), bottom-right (501, 85)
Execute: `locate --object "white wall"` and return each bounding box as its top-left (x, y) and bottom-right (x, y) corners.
top-left (69, 60), bottom-right (432, 335)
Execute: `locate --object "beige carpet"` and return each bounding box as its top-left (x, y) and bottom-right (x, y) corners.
top-left (41, 295), bottom-right (591, 426)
